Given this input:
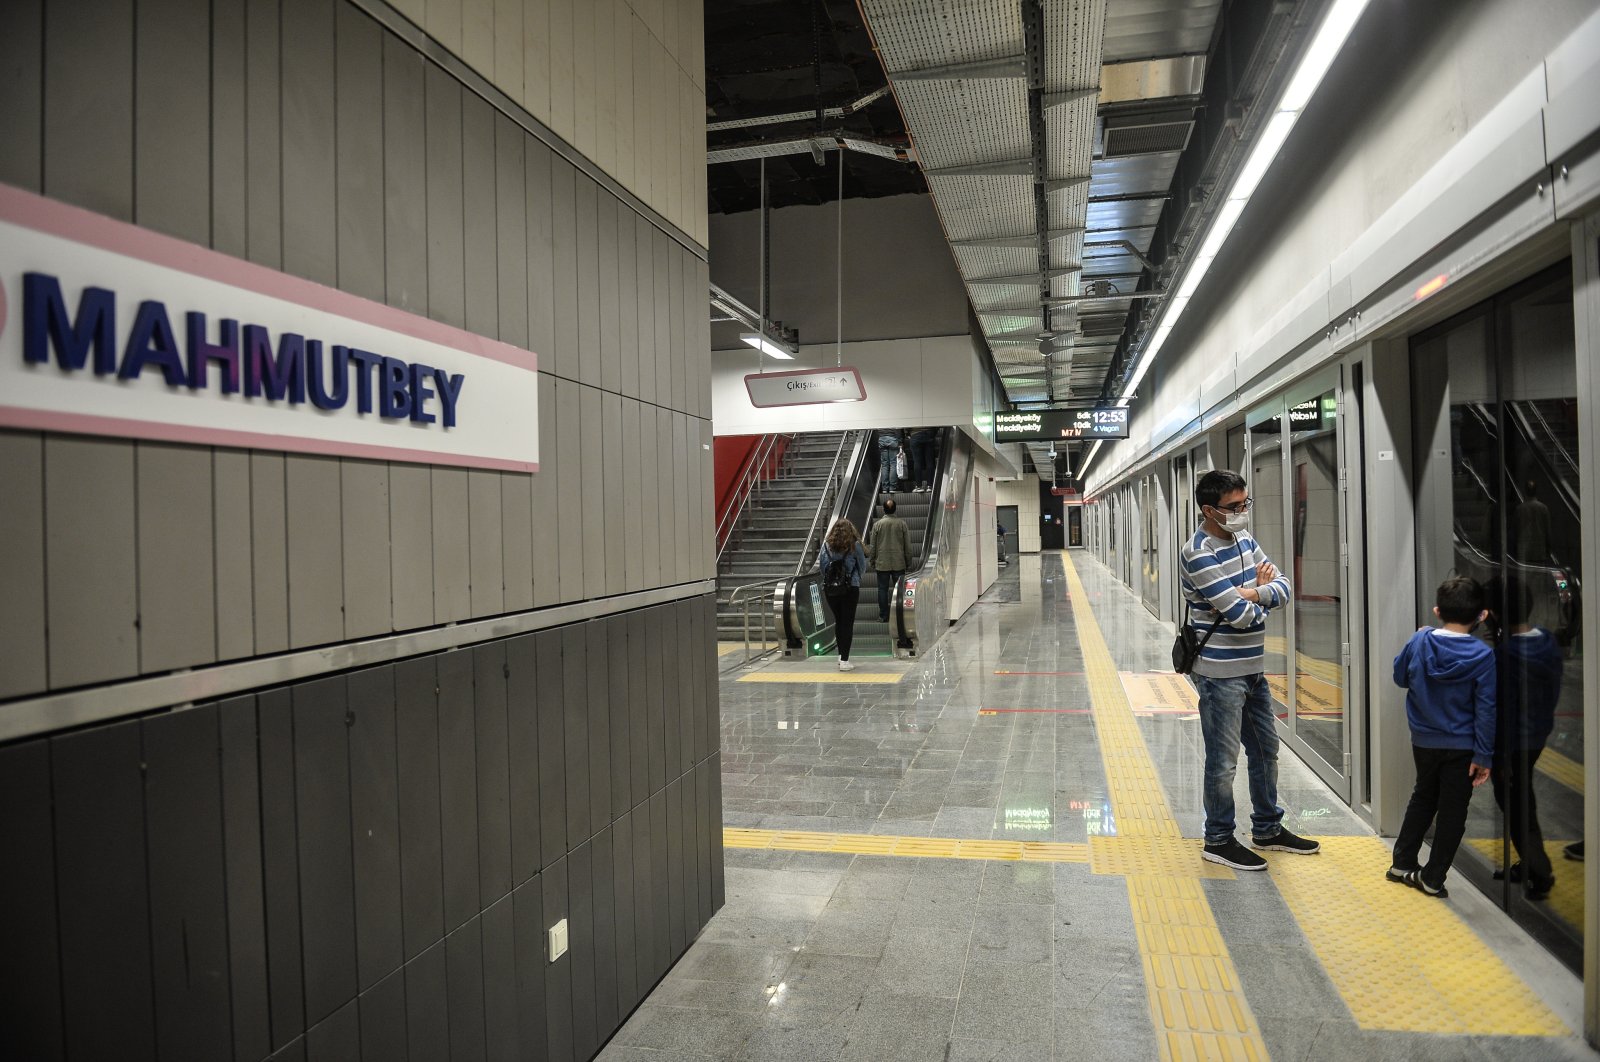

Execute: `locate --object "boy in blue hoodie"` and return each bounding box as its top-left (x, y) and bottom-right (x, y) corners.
top-left (1388, 576), bottom-right (1497, 897)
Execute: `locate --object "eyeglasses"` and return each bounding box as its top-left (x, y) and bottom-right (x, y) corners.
top-left (1213, 498), bottom-right (1253, 514)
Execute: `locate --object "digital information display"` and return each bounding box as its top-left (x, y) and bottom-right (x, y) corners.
top-left (993, 407), bottom-right (1129, 442)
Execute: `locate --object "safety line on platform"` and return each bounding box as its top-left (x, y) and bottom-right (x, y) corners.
top-left (722, 827), bottom-right (1089, 864)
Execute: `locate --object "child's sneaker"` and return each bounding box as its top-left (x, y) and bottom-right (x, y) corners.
top-left (1402, 869), bottom-right (1448, 898)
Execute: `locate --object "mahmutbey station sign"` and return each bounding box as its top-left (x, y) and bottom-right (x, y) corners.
top-left (0, 184), bottom-right (539, 471)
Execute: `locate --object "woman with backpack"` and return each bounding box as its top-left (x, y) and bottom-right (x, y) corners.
top-left (819, 518), bottom-right (869, 671)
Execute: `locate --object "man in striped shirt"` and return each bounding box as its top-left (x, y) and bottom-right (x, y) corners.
top-left (1180, 470), bottom-right (1321, 871)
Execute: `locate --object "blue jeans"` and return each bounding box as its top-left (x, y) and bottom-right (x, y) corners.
top-left (879, 447), bottom-right (899, 492)
top-left (1191, 673), bottom-right (1284, 845)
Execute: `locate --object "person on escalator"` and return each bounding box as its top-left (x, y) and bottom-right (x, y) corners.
top-left (1488, 576), bottom-right (1562, 900)
top-left (877, 429), bottom-right (906, 495)
top-left (910, 428), bottom-right (939, 492)
top-left (820, 518), bottom-right (869, 671)
top-left (867, 498), bottom-right (912, 624)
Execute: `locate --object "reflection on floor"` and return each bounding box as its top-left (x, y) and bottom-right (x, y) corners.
top-left (600, 552), bottom-right (1594, 1062)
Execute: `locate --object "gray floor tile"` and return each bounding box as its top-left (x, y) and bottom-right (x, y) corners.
top-left (615, 1004), bottom-right (763, 1056)
top-left (953, 960), bottom-right (1053, 1044)
top-left (980, 861), bottom-right (1056, 905)
top-left (838, 991), bottom-right (961, 1062)
top-left (971, 903), bottom-right (1054, 964)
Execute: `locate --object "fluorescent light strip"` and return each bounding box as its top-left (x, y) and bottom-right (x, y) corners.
top-left (1118, 0), bottom-right (1371, 404)
top-left (740, 332), bottom-right (795, 360)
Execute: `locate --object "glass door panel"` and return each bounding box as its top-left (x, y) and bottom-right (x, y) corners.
top-left (1289, 389), bottom-right (1347, 779)
top-left (1247, 410), bottom-right (1292, 720)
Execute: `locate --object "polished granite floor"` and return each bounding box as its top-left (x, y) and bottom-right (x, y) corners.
top-left (601, 552), bottom-right (1596, 1062)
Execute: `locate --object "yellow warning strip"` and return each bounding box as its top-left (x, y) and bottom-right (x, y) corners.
top-left (717, 641), bottom-right (779, 657)
top-left (1273, 836), bottom-right (1567, 1035)
top-left (722, 827), bottom-right (1089, 864)
top-left (1061, 553), bottom-right (1269, 1061)
top-left (736, 670), bottom-right (905, 684)
top-left (1537, 747), bottom-right (1585, 794)
top-left (1467, 837), bottom-right (1584, 936)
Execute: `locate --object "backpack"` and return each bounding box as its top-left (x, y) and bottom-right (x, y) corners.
top-left (823, 550), bottom-right (852, 595)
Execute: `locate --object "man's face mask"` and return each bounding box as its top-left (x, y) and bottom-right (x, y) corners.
top-left (1208, 503), bottom-right (1250, 535)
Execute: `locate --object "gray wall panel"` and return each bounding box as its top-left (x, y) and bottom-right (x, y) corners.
top-left (590, 826), bottom-right (619, 1040)
top-left (536, 630), bottom-right (568, 868)
top-left (653, 231), bottom-right (672, 406)
top-left (610, 813), bottom-right (639, 1012)
top-left (561, 625), bottom-right (590, 848)
top-left (0, 433), bottom-right (46, 698)
top-left (647, 790), bottom-right (669, 974)
top-left (144, 706), bottom-right (232, 1062)
top-left (566, 841), bottom-right (597, 1060)
top-left (551, 160), bottom-right (579, 382)
top-left (463, 92), bottom-right (500, 340)
top-left (45, 436), bottom-right (137, 688)
top-left (619, 212), bottom-right (641, 399)
top-left (482, 895), bottom-right (519, 1062)
top-left (665, 777), bottom-right (686, 958)
top-left (341, 460), bottom-right (393, 640)
top-left (469, 470), bottom-right (506, 615)
top-left (53, 720), bottom-right (153, 1059)
top-left (305, 1000), bottom-right (359, 1062)
top-left (437, 649), bottom-right (481, 932)
top-left (0, 741), bottom-right (63, 1059)
top-left (661, 606), bottom-right (681, 780)
top-left (580, 386), bottom-right (606, 597)
top-left (473, 642), bottom-right (513, 906)
top-left (555, 379), bottom-right (586, 602)
top-left (622, 401), bottom-right (645, 593)
top-left (541, 859), bottom-right (575, 1062)
top-left (43, 0), bottom-right (132, 220)
top-left (645, 608), bottom-right (667, 795)
top-left (575, 175), bottom-right (601, 388)
top-left (245, 0), bottom-right (283, 266)
top-left (526, 140), bottom-right (557, 364)
top-left (606, 616), bottom-right (631, 819)
top-left (502, 472), bottom-right (535, 612)
top-left (669, 244), bottom-right (686, 414)
top-left (358, 972), bottom-right (407, 1062)
top-left (286, 455), bottom-right (345, 649)
top-left (0, 0), bottom-right (42, 191)
top-left (292, 676), bottom-right (358, 1025)
top-left (674, 415), bottom-right (691, 587)
top-left (641, 405), bottom-right (662, 587)
top-left (251, 453), bottom-right (289, 654)
top-left (446, 918), bottom-right (489, 1062)
top-left (214, 450), bottom-right (256, 661)
top-left (334, 2), bottom-right (386, 303)
top-left (531, 376), bottom-right (561, 606)
top-left (585, 621), bottom-right (612, 838)
top-left (656, 409), bottom-right (676, 584)
top-left (404, 942), bottom-right (450, 1061)
top-left (710, 749), bottom-right (725, 910)
top-left (630, 801), bottom-right (655, 998)
top-left (389, 463), bottom-right (434, 630)
top-left (635, 217), bottom-right (658, 406)
top-left (137, 444), bottom-right (216, 673)
top-left (383, 34), bottom-right (428, 313)
top-left (627, 610), bottom-right (650, 810)
top-left (496, 114), bottom-right (530, 350)
top-left (432, 468), bottom-right (471, 622)
top-left (598, 192), bottom-right (622, 393)
top-left (394, 656), bottom-right (445, 959)
top-left (348, 666), bottom-right (404, 992)
top-left (220, 696), bottom-right (271, 1062)
top-left (425, 63), bottom-right (466, 328)
top-left (280, 0), bottom-right (337, 286)
top-left (603, 394), bottom-right (626, 596)
top-left (258, 689), bottom-right (306, 1048)
top-left (505, 633), bottom-right (542, 883)
top-left (135, 0), bottom-right (209, 243)
top-left (696, 759), bottom-right (714, 930)
top-left (512, 879), bottom-right (549, 1059)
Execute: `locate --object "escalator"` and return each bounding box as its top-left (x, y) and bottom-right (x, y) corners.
top-left (776, 427), bottom-right (973, 659)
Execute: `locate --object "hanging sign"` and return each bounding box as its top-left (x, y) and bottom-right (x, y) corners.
top-left (993, 407), bottom-right (1129, 442)
top-left (0, 184), bottom-right (539, 471)
top-left (745, 366), bottom-right (866, 408)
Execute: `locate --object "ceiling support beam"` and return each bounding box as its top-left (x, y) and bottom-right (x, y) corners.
top-left (950, 226), bottom-right (1085, 248)
top-left (967, 266), bottom-right (1082, 286)
top-left (922, 158), bottom-right (1033, 178)
top-left (892, 56), bottom-right (1025, 81)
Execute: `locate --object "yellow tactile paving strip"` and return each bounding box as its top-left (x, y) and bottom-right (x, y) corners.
top-left (722, 827), bottom-right (1089, 864)
top-left (1466, 837), bottom-right (1584, 934)
top-left (1061, 553), bottom-right (1267, 1061)
top-left (717, 641), bottom-right (779, 657)
top-left (736, 670), bottom-right (905, 684)
top-left (1272, 835), bottom-right (1567, 1035)
top-left (1537, 747), bottom-right (1585, 793)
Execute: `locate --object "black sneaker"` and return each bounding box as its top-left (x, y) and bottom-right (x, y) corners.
top-left (1564, 841), bottom-right (1585, 862)
top-left (1252, 828), bottom-right (1321, 855)
top-left (1385, 865), bottom-right (1415, 884)
top-left (1402, 869), bottom-right (1448, 898)
top-left (1492, 862), bottom-right (1525, 882)
top-left (1527, 875), bottom-right (1556, 901)
top-left (1202, 839), bottom-right (1268, 872)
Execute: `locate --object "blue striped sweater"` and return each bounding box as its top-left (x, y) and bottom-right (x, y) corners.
top-left (1178, 528), bottom-right (1292, 678)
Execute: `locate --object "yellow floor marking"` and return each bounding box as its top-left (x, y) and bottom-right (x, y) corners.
top-left (723, 827), bottom-right (1089, 864)
top-left (1466, 837), bottom-right (1584, 932)
top-left (1062, 553), bottom-right (1269, 1061)
top-left (718, 641), bottom-right (779, 656)
top-left (1122, 673), bottom-right (1200, 714)
top-left (1537, 747), bottom-right (1586, 794)
top-left (736, 670), bottom-right (905, 684)
top-left (1271, 835), bottom-right (1567, 1035)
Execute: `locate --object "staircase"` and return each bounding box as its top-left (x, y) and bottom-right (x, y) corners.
top-left (715, 432), bottom-right (848, 642)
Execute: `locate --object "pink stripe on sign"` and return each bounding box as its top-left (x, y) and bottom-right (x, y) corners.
top-left (0, 182), bottom-right (538, 373)
top-left (0, 406), bottom-right (539, 473)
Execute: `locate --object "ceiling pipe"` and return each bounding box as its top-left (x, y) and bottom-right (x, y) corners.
top-left (1021, 0), bottom-right (1054, 404)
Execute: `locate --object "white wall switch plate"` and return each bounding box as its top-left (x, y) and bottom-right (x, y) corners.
top-left (548, 918), bottom-right (569, 962)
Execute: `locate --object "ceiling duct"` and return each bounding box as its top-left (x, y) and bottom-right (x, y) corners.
top-left (1102, 116), bottom-right (1195, 157)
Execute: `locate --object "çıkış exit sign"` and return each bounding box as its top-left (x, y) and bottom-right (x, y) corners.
top-left (993, 407), bottom-right (1129, 442)
top-left (745, 366), bottom-right (866, 407)
top-left (0, 184), bottom-right (540, 472)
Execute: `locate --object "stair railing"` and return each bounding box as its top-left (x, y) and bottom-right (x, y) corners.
top-left (795, 430), bottom-right (865, 575)
top-left (726, 576), bottom-right (789, 665)
top-left (716, 432), bottom-right (794, 564)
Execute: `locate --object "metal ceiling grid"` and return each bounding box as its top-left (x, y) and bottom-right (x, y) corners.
top-left (868, 1), bottom-right (1025, 73)
top-left (952, 245), bottom-right (1040, 277)
top-left (927, 174), bottom-right (1037, 239)
top-left (896, 80), bottom-right (1032, 166)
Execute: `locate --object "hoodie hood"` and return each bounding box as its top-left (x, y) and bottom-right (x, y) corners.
top-left (1410, 630), bottom-right (1488, 683)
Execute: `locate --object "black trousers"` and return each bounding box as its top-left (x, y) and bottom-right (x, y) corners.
top-left (828, 587), bottom-right (860, 660)
top-left (1393, 745), bottom-right (1476, 889)
top-left (1492, 744), bottom-right (1554, 885)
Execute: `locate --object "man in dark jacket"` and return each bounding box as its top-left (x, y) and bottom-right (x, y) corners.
top-left (866, 498), bottom-right (912, 622)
